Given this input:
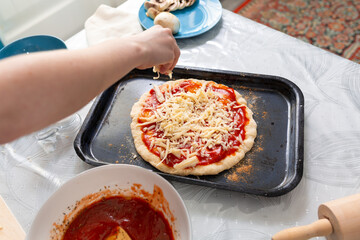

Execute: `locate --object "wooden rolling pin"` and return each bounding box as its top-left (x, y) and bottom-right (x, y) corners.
top-left (272, 193), bottom-right (360, 240)
top-left (0, 195), bottom-right (26, 240)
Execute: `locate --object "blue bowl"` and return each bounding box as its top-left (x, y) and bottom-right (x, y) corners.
top-left (0, 35), bottom-right (67, 60)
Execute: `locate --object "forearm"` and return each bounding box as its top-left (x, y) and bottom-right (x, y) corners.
top-left (0, 38), bottom-right (143, 143)
top-left (0, 26), bottom-right (179, 144)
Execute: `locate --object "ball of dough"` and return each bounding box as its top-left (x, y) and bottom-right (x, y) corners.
top-left (154, 12), bottom-right (180, 34)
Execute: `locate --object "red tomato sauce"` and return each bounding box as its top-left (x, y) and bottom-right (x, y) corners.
top-left (62, 196), bottom-right (174, 240)
top-left (139, 80), bottom-right (249, 167)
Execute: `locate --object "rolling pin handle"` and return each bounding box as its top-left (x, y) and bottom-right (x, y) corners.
top-left (272, 218), bottom-right (333, 240)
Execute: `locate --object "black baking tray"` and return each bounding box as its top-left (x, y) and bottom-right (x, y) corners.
top-left (74, 66), bottom-right (304, 197)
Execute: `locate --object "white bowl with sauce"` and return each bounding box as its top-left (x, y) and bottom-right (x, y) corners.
top-left (27, 164), bottom-right (191, 240)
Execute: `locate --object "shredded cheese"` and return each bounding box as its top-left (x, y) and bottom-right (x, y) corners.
top-left (139, 80), bottom-right (245, 169)
top-left (153, 84), bottom-right (165, 103)
top-left (173, 156), bottom-right (198, 169)
top-left (153, 66), bottom-right (173, 80)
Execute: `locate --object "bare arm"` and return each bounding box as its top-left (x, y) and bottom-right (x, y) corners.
top-left (0, 26), bottom-right (180, 143)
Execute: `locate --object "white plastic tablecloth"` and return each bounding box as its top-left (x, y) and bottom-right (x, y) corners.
top-left (1, 0), bottom-right (360, 239)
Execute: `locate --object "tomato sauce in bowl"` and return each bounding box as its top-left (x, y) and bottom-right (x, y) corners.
top-left (62, 195), bottom-right (174, 240)
top-left (27, 165), bottom-right (191, 240)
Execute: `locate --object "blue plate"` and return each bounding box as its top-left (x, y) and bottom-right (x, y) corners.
top-left (0, 35), bottom-right (67, 60)
top-left (138, 0), bottom-right (222, 39)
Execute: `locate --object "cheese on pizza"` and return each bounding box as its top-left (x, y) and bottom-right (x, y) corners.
top-left (130, 79), bottom-right (257, 175)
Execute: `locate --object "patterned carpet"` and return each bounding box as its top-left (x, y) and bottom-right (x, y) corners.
top-left (234, 0), bottom-right (360, 64)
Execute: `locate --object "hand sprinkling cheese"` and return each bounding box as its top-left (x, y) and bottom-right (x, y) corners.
top-left (150, 12), bottom-right (179, 79)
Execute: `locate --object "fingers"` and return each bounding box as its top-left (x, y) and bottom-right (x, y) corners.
top-left (169, 42), bottom-right (181, 70)
top-left (134, 25), bottom-right (180, 72)
top-left (157, 27), bottom-right (180, 74)
top-left (159, 39), bottom-right (180, 74)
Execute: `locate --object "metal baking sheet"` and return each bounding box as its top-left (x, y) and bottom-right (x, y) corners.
top-left (74, 66), bottom-right (304, 197)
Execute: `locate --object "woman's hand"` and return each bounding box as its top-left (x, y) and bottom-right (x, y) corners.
top-left (129, 25), bottom-right (180, 74)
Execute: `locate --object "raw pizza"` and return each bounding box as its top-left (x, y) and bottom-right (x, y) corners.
top-left (130, 79), bottom-right (257, 176)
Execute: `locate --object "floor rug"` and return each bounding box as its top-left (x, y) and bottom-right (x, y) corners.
top-left (234, 0), bottom-right (360, 64)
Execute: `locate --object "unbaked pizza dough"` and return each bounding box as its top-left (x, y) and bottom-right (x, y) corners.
top-left (130, 79), bottom-right (257, 176)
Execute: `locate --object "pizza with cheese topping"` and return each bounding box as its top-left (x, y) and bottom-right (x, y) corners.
top-left (130, 79), bottom-right (257, 176)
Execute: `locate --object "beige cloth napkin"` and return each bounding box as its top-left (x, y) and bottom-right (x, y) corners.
top-left (85, 4), bottom-right (143, 46)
